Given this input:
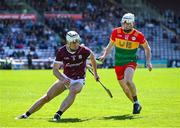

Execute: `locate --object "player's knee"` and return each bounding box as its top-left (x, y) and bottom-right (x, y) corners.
top-left (126, 79), bottom-right (133, 86)
top-left (76, 89), bottom-right (82, 94)
top-left (70, 88), bottom-right (81, 95)
top-left (42, 95), bottom-right (51, 103)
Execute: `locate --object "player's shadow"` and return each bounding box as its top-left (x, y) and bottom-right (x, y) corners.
top-left (103, 114), bottom-right (142, 120)
top-left (48, 118), bottom-right (91, 123)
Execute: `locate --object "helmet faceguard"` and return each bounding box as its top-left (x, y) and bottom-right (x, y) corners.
top-left (121, 13), bottom-right (135, 24)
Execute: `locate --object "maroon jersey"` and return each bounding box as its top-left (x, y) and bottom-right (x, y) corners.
top-left (55, 45), bottom-right (91, 80)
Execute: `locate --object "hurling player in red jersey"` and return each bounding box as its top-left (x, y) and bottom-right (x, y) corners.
top-left (99, 13), bottom-right (152, 114)
top-left (16, 31), bottom-right (99, 121)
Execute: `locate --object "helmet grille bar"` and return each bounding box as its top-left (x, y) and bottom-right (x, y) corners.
top-left (67, 33), bottom-right (77, 37)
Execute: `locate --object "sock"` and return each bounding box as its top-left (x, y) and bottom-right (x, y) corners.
top-left (25, 111), bottom-right (31, 117)
top-left (56, 110), bottom-right (63, 116)
top-left (133, 96), bottom-right (139, 104)
top-left (134, 101), bottom-right (139, 104)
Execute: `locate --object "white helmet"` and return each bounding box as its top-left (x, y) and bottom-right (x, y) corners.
top-left (121, 13), bottom-right (135, 24)
top-left (66, 31), bottom-right (81, 44)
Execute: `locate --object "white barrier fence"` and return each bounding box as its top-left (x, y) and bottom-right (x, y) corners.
top-left (0, 58), bottom-right (54, 69)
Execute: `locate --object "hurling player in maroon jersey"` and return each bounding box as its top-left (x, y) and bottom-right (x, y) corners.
top-left (16, 31), bottom-right (99, 121)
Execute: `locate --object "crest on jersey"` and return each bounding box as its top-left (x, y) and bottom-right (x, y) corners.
top-left (79, 55), bottom-right (82, 59)
top-left (132, 36), bottom-right (136, 41)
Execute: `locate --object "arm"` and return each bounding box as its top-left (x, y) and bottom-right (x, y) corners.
top-left (53, 62), bottom-right (71, 85)
top-left (53, 62), bottom-right (65, 81)
top-left (89, 51), bottom-right (99, 81)
top-left (99, 41), bottom-right (114, 61)
top-left (141, 41), bottom-right (152, 71)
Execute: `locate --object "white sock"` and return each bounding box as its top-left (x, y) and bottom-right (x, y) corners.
top-left (134, 101), bottom-right (139, 104)
top-left (23, 113), bottom-right (28, 118)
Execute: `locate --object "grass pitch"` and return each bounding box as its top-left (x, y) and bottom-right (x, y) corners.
top-left (0, 68), bottom-right (180, 128)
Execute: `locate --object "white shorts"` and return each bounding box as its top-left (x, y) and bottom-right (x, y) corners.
top-left (63, 74), bottom-right (85, 89)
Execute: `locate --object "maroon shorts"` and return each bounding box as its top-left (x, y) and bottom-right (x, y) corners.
top-left (115, 62), bottom-right (137, 80)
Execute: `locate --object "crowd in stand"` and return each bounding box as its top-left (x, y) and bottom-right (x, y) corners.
top-left (0, 19), bottom-right (60, 59)
top-left (163, 10), bottom-right (180, 51)
top-left (0, 0), bottom-right (179, 68)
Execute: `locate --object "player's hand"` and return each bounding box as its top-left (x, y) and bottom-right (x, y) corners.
top-left (95, 58), bottom-right (103, 65)
top-left (98, 55), bottom-right (105, 62)
top-left (146, 62), bottom-right (152, 71)
top-left (63, 78), bottom-right (71, 88)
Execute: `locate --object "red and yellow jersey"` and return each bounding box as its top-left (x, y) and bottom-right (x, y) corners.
top-left (110, 27), bottom-right (146, 66)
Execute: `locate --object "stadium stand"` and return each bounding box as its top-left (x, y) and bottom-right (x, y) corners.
top-left (0, 0), bottom-right (179, 69)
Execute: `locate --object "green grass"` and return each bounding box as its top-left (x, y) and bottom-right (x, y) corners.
top-left (0, 68), bottom-right (180, 128)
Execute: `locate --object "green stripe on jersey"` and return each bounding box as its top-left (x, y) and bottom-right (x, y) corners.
top-left (115, 47), bottom-right (138, 66)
